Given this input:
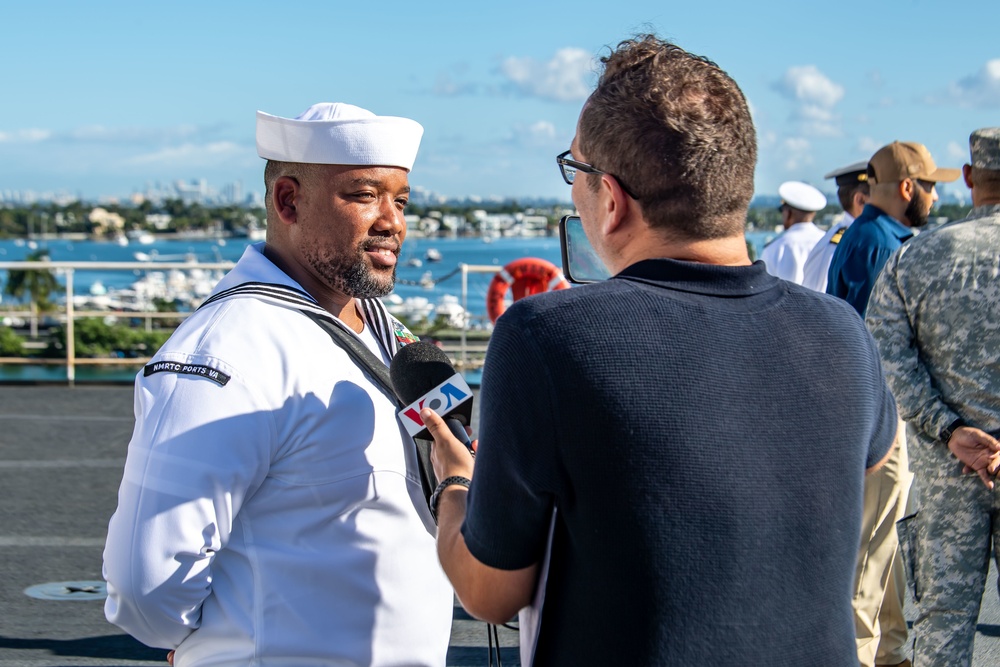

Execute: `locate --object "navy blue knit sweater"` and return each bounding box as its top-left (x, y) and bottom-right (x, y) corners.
top-left (464, 258), bottom-right (896, 666)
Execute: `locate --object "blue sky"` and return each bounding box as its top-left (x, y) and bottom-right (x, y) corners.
top-left (1, 0), bottom-right (997, 203)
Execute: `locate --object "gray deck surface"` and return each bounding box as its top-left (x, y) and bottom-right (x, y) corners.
top-left (0, 384), bottom-right (996, 666)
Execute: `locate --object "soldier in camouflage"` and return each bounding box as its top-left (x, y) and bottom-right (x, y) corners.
top-left (866, 127), bottom-right (1000, 666)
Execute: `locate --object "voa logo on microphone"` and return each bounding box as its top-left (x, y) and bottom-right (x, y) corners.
top-left (397, 373), bottom-right (473, 438)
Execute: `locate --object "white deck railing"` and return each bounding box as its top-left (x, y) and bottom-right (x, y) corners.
top-left (0, 260), bottom-right (500, 384)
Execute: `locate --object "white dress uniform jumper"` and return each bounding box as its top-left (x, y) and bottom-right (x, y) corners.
top-left (103, 244), bottom-right (453, 666)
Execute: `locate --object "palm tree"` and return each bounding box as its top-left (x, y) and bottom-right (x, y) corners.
top-left (3, 250), bottom-right (63, 338)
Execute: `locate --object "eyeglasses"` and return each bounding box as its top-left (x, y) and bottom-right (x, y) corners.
top-left (914, 179), bottom-right (935, 194)
top-left (556, 150), bottom-right (639, 200)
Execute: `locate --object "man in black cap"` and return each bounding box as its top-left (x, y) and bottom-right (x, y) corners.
top-left (806, 160), bottom-right (908, 667)
top-left (801, 161), bottom-right (869, 292)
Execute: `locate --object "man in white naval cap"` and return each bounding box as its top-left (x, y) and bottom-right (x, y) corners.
top-left (103, 103), bottom-right (454, 666)
top-left (802, 161), bottom-right (908, 667)
top-left (759, 180), bottom-right (827, 284)
top-left (801, 161), bottom-right (870, 292)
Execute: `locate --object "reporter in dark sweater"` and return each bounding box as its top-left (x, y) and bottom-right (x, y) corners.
top-left (423, 34), bottom-right (898, 667)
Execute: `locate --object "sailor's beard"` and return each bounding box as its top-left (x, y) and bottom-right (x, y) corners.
top-left (304, 240), bottom-right (397, 298)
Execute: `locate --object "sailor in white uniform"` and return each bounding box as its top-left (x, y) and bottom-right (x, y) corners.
top-left (759, 181), bottom-right (827, 284)
top-left (801, 161), bottom-right (870, 293)
top-left (103, 103), bottom-right (454, 667)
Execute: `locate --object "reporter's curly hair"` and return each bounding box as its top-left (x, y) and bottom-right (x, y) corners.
top-left (579, 35), bottom-right (757, 240)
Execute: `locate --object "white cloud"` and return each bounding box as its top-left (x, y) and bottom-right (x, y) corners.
top-left (944, 58), bottom-right (1000, 107)
top-left (125, 141), bottom-right (247, 167)
top-left (500, 48), bottom-right (595, 102)
top-left (65, 124), bottom-right (202, 143)
top-left (781, 137), bottom-right (813, 171)
top-left (773, 65), bottom-right (845, 137)
top-left (946, 140), bottom-right (968, 162)
top-left (524, 121), bottom-right (556, 141)
top-left (0, 124), bottom-right (223, 147)
top-left (0, 128), bottom-right (52, 143)
top-left (432, 74), bottom-right (478, 97)
top-left (857, 137), bottom-right (881, 154)
top-left (501, 120), bottom-right (563, 151)
top-left (759, 129), bottom-right (778, 148)
top-left (775, 65), bottom-right (845, 108)
top-left (798, 107), bottom-right (835, 122)
top-left (795, 105), bottom-right (840, 137)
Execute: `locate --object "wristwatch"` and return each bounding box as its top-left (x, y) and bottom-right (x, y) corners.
top-left (429, 476), bottom-right (471, 521)
top-left (939, 418), bottom-right (967, 443)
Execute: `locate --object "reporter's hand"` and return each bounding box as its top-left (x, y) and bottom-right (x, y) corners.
top-left (420, 407), bottom-right (476, 482)
top-left (949, 426), bottom-right (1000, 489)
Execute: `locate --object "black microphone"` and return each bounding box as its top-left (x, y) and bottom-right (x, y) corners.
top-left (389, 341), bottom-right (475, 453)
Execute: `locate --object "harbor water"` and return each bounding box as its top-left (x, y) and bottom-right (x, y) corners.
top-left (0, 231), bottom-right (777, 383)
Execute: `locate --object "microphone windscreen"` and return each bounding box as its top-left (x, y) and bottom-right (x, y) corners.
top-left (391, 341), bottom-right (476, 448)
top-left (389, 341), bottom-right (457, 404)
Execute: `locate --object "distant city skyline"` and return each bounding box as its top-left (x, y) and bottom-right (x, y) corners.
top-left (1, 1), bottom-right (997, 204)
top-left (0, 173), bottom-right (973, 209)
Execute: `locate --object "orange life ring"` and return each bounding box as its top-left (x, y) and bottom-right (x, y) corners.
top-left (486, 257), bottom-right (570, 324)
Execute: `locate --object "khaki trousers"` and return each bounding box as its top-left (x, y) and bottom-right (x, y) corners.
top-left (854, 421), bottom-right (913, 667)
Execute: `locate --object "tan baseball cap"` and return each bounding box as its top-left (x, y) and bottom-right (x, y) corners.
top-left (867, 141), bottom-right (960, 184)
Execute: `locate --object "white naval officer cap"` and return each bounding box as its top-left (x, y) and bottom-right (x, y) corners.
top-left (823, 161), bottom-right (869, 186)
top-left (778, 181), bottom-right (827, 212)
top-left (256, 102), bottom-right (424, 170)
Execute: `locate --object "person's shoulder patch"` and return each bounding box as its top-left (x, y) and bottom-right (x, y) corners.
top-left (830, 228), bottom-right (846, 245)
top-left (391, 316), bottom-right (419, 346)
top-left (143, 361), bottom-right (231, 386)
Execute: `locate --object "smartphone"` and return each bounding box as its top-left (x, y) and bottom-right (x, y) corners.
top-left (559, 214), bottom-right (612, 283)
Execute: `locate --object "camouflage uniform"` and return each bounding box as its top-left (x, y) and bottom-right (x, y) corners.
top-left (866, 201), bottom-right (1000, 666)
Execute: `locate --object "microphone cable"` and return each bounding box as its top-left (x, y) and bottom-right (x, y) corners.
top-left (485, 620), bottom-right (520, 666)
top-left (487, 622), bottom-right (502, 667)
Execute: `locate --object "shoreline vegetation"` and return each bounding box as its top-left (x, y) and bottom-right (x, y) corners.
top-left (0, 309), bottom-right (493, 363)
top-left (0, 196), bottom-right (976, 241)
top-left (0, 315), bottom-right (492, 386)
top-left (0, 198), bottom-right (976, 381)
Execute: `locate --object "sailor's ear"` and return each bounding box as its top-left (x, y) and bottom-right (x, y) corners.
top-left (273, 176), bottom-right (300, 225)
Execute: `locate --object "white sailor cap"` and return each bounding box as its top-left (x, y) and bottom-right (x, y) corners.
top-left (778, 181), bottom-right (827, 212)
top-left (256, 102), bottom-right (424, 170)
top-left (823, 161), bottom-right (869, 186)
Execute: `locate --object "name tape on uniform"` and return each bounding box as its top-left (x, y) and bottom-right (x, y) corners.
top-left (397, 373), bottom-right (473, 437)
top-left (143, 361), bottom-right (231, 387)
